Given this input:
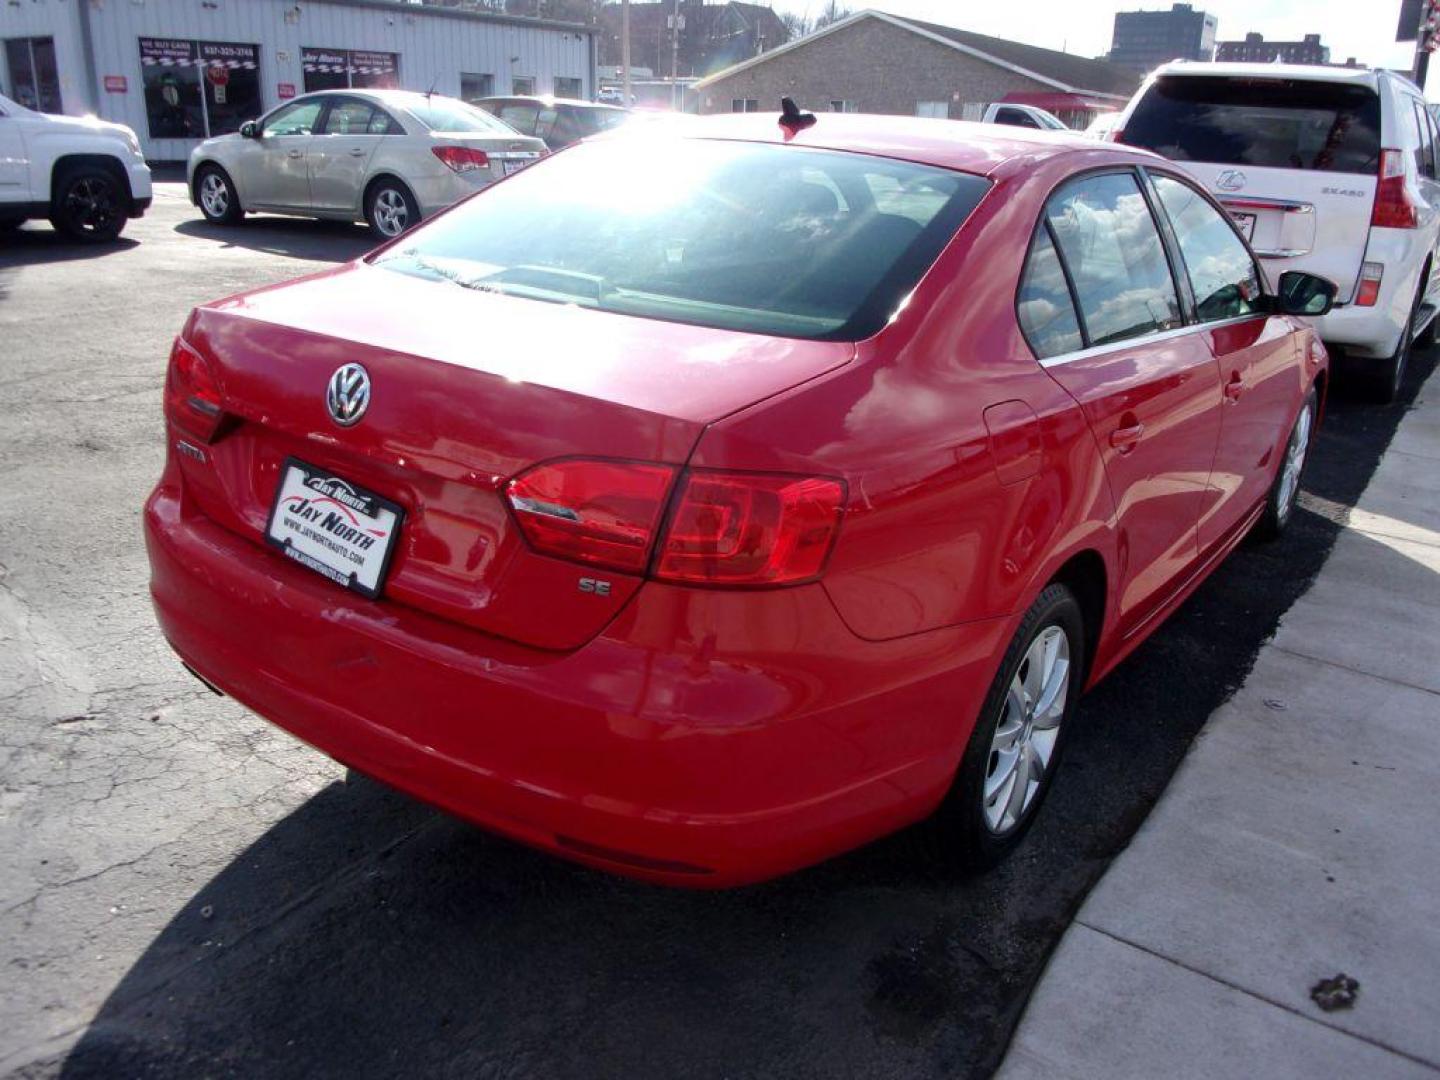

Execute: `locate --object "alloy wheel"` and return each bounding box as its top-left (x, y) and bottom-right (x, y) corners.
top-left (1274, 399), bottom-right (1313, 525)
top-left (64, 177), bottom-right (117, 235)
top-left (200, 173), bottom-right (229, 219)
top-left (373, 188), bottom-right (409, 237)
top-left (983, 624), bottom-right (1070, 834)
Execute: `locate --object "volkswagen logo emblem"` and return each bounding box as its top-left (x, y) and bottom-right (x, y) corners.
top-left (326, 363), bottom-right (371, 427)
top-left (1215, 169), bottom-right (1247, 192)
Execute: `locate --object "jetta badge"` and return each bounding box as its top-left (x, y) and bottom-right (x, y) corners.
top-left (1215, 169), bottom-right (1246, 192)
top-left (326, 363), bottom-right (370, 427)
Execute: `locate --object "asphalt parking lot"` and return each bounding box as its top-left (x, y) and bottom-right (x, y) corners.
top-left (1, 185), bottom-right (1434, 1080)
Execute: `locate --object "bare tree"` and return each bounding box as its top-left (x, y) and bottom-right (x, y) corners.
top-left (813, 1), bottom-right (851, 29)
top-left (779, 11), bottom-right (813, 39)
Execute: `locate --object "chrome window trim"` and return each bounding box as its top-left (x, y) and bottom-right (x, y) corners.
top-left (1036, 312), bottom-right (1267, 369)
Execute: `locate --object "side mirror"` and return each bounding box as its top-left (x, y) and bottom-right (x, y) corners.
top-left (239, 119), bottom-right (259, 139)
top-left (1276, 270), bottom-right (1337, 317)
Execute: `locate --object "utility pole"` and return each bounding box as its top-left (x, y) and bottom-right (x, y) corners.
top-left (670, 0), bottom-right (681, 111)
top-left (621, 0), bottom-right (631, 106)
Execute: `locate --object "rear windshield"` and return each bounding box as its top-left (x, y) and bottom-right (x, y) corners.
top-left (397, 95), bottom-right (517, 135)
top-left (1124, 76), bottom-right (1381, 174)
top-left (371, 138), bottom-right (990, 340)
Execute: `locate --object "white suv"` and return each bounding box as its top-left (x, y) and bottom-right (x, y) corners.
top-left (0, 92), bottom-right (153, 242)
top-left (1115, 62), bottom-right (1440, 401)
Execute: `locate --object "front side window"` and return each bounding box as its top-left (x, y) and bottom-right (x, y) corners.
top-left (1018, 225), bottom-right (1084, 359)
top-left (1150, 174), bottom-right (1262, 322)
top-left (263, 99), bottom-right (323, 137)
top-left (994, 107), bottom-right (1040, 129)
top-left (1043, 171), bottom-right (1181, 347)
top-left (371, 139), bottom-right (991, 341)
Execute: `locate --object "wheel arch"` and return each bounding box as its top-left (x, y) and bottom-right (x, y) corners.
top-left (190, 160), bottom-right (240, 209)
top-left (1046, 549), bottom-right (1108, 685)
top-left (50, 153), bottom-right (131, 206)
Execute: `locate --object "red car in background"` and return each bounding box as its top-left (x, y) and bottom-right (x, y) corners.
top-left (145, 112), bottom-right (1333, 886)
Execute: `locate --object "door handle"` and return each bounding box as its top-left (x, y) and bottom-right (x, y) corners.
top-left (1224, 372), bottom-right (1245, 402)
top-left (287, 149), bottom-right (303, 159)
top-left (1109, 422), bottom-right (1145, 452)
top-left (349, 148), bottom-right (366, 157)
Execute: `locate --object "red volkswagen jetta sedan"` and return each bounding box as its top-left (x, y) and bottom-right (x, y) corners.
top-left (145, 113), bottom-right (1333, 886)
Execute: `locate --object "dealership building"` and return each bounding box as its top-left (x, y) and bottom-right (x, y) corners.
top-left (2, 0), bottom-right (596, 159)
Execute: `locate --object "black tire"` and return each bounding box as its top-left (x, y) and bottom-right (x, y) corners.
top-left (1255, 387), bottom-right (1318, 541)
top-left (931, 583), bottom-right (1086, 872)
top-left (194, 164), bottom-right (244, 225)
top-left (49, 166), bottom-right (127, 242)
top-left (364, 178), bottom-right (420, 240)
top-left (1364, 277), bottom-right (1423, 403)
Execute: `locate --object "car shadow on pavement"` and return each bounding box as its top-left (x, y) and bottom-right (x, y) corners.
top-left (54, 351), bottom-right (1437, 1080)
top-left (173, 218), bottom-right (378, 263)
top-left (0, 229), bottom-right (140, 273)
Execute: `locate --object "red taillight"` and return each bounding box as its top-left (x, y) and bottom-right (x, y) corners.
top-left (504, 460), bottom-right (847, 586)
top-left (164, 336), bottom-right (223, 441)
top-left (1356, 261), bottom-right (1384, 307)
top-left (1372, 149), bottom-right (1418, 229)
top-left (431, 145), bottom-right (490, 173)
top-left (507, 459), bottom-right (676, 574)
top-left (655, 471), bottom-right (845, 586)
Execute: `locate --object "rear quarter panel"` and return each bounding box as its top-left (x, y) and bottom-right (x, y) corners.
top-left (691, 152), bottom-right (1121, 647)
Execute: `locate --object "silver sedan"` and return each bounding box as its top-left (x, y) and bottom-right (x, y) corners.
top-left (187, 89), bottom-right (546, 239)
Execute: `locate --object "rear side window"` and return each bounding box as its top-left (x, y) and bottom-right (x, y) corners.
top-left (1124, 76), bottom-right (1381, 175)
top-left (1017, 226), bottom-right (1083, 358)
top-left (1150, 174), bottom-right (1262, 323)
top-left (1043, 172), bottom-right (1182, 347)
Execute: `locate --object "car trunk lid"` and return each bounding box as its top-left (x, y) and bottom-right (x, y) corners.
top-left (174, 262), bottom-right (852, 650)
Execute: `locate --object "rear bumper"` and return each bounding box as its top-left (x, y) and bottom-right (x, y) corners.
top-left (1315, 226), bottom-right (1432, 359)
top-left (144, 466), bottom-right (1005, 886)
top-left (411, 168), bottom-right (491, 219)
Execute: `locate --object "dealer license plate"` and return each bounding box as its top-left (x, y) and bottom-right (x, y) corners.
top-left (1229, 211), bottom-right (1256, 242)
top-left (265, 458), bottom-right (403, 600)
top-left (501, 158), bottom-right (529, 176)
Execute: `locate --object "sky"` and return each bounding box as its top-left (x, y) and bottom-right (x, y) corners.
top-left (767, 0), bottom-right (1434, 97)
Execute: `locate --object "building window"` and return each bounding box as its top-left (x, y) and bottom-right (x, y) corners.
top-left (731, 98), bottom-right (758, 112)
top-left (301, 47), bottom-right (400, 94)
top-left (554, 76), bottom-right (582, 99)
top-left (829, 100), bottom-right (858, 113)
top-left (4, 37), bottom-right (61, 113)
top-left (139, 38), bottom-right (259, 141)
top-left (915, 101), bottom-right (948, 119)
top-left (512, 75), bottom-right (536, 95)
top-left (461, 72), bottom-right (494, 102)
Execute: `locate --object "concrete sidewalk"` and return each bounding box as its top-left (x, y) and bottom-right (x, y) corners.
top-left (999, 373), bottom-right (1440, 1080)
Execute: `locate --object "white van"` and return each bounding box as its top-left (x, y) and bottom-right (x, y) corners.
top-left (1114, 62), bottom-right (1440, 401)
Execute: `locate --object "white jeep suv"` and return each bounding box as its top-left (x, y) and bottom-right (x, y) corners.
top-left (0, 92), bottom-right (153, 242)
top-left (1115, 62), bottom-right (1440, 401)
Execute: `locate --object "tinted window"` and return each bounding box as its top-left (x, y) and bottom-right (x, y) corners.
top-left (263, 99), bottom-right (322, 137)
top-left (1151, 175), bottom-right (1262, 323)
top-left (372, 139), bottom-right (990, 341)
top-left (1044, 172), bottom-right (1181, 347)
top-left (1124, 76), bottom-right (1381, 174)
top-left (1018, 226), bottom-right (1084, 358)
top-left (994, 107), bottom-right (1040, 129)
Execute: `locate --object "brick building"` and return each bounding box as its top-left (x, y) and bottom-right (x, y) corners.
top-left (692, 11), bottom-right (1137, 128)
top-left (1215, 33), bottom-right (1331, 65)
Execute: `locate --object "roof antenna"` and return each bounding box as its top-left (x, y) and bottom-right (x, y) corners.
top-left (778, 97), bottom-right (816, 139)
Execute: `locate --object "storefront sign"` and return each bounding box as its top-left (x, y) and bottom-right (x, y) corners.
top-left (103, 75), bottom-right (128, 93)
top-left (277, 82), bottom-right (297, 100)
top-left (139, 38), bottom-right (198, 67)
